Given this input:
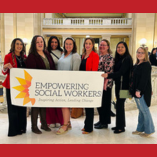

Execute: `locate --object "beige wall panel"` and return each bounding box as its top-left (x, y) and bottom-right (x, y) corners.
top-left (4, 13), bottom-right (14, 55)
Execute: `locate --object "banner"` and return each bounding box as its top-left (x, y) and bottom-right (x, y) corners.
top-left (10, 69), bottom-right (104, 108)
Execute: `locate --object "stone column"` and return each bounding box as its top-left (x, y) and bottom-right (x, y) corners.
top-left (79, 38), bottom-right (84, 55)
top-left (101, 35), bottom-right (111, 42)
top-left (0, 13), bottom-right (14, 61)
top-left (45, 13), bottom-right (52, 18)
top-left (62, 35), bottom-right (71, 47)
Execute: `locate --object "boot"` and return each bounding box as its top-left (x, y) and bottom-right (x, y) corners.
top-left (31, 108), bottom-right (42, 134)
top-left (40, 108), bottom-right (51, 132)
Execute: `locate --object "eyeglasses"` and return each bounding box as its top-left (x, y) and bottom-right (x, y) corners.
top-left (100, 45), bottom-right (108, 47)
top-left (65, 43), bottom-right (73, 46)
top-left (137, 52), bottom-right (145, 55)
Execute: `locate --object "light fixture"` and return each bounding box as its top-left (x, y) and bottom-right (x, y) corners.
top-left (86, 35), bottom-right (90, 38)
top-left (140, 38), bottom-right (147, 47)
top-left (23, 38), bottom-right (28, 45)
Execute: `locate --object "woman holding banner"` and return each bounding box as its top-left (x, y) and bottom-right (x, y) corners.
top-left (2, 38), bottom-right (27, 137)
top-left (56, 37), bottom-right (81, 135)
top-left (25, 35), bottom-right (55, 134)
top-left (94, 39), bottom-right (114, 129)
top-left (79, 37), bottom-right (99, 134)
top-left (102, 41), bottom-right (133, 134)
top-left (46, 36), bottom-right (63, 128)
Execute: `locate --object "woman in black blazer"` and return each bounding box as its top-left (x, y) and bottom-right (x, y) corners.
top-left (102, 41), bottom-right (133, 134)
top-left (130, 47), bottom-right (155, 137)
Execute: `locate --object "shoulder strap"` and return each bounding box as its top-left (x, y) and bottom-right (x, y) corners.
top-left (51, 52), bottom-right (59, 60)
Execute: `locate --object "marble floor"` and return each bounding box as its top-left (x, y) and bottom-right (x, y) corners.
top-left (0, 105), bottom-right (157, 144)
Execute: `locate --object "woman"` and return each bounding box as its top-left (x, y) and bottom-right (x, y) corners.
top-left (2, 38), bottom-right (27, 137)
top-left (130, 47), bottom-right (155, 137)
top-left (80, 37), bottom-right (99, 134)
top-left (56, 37), bottom-right (81, 135)
top-left (102, 41), bottom-right (133, 134)
top-left (94, 39), bottom-right (114, 129)
top-left (149, 48), bottom-right (157, 66)
top-left (25, 35), bottom-right (55, 134)
top-left (46, 36), bottom-right (63, 128)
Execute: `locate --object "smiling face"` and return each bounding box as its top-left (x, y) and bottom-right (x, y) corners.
top-left (117, 43), bottom-right (126, 56)
top-left (14, 40), bottom-right (23, 54)
top-left (36, 37), bottom-right (44, 52)
top-left (153, 49), bottom-right (156, 54)
top-left (51, 38), bottom-right (58, 50)
top-left (136, 48), bottom-right (146, 62)
top-left (85, 39), bottom-right (93, 52)
top-left (65, 39), bottom-right (73, 53)
top-left (99, 41), bottom-right (109, 55)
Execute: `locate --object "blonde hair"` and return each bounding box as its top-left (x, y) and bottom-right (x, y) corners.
top-left (82, 37), bottom-right (97, 56)
top-left (136, 47), bottom-right (149, 64)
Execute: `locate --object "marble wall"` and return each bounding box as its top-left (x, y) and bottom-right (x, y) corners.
top-left (132, 13), bottom-right (156, 62)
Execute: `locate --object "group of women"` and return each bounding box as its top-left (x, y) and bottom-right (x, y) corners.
top-left (2, 35), bottom-right (155, 137)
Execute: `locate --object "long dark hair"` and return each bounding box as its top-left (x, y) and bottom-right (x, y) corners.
top-left (63, 37), bottom-right (77, 55)
top-left (47, 36), bottom-right (63, 53)
top-left (29, 35), bottom-right (46, 55)
top-left (9, 38), bottom-right (25, 66)
top-left (150, 48), bottom-right (156, 55)
top-left (115, 41), bottom-right (132, 63)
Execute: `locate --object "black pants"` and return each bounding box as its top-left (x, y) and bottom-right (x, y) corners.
top-left (6, 89), bottom-right (27, 137)
top-left (97, 88), bottom-right (111, 125)
top-left (31, 108), bottom-right (47, 129)
top-left (84, 108), bottom-right (94, 132)
top-left (115, 98), bottom-right (126, 129)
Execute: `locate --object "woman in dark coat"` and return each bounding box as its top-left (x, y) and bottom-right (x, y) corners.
top-left (25, 35), bottom-right (55, 134)
top-left (102, 41), bottom-right (133, 134)
top-left (130, 47), bottom-right (155, 137)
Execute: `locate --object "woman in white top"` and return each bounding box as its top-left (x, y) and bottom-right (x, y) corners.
top-left (46, 36), bottom-right (64, 128)
top-left (56, 37), bottom-right (81, 134)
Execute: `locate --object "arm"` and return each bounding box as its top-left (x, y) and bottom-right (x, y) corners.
top-left (108, 56), bottom-right (132, 79)
top-left (104, 56), bottom-right (114, 74)
top-left (72, 53), bottom-right (81, 71)
top-left (136, 62), bottom-right (151, 94)
top-left (2, 54), bottom-right (13, 75)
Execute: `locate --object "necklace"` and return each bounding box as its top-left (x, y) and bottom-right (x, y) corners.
top-left (15, 55), bottom-right (23, 67)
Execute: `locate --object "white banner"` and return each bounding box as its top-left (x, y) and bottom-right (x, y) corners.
top-left (10, 69), bottom-right (104, 108)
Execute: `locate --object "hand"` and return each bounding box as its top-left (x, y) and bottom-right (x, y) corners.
top-left (3, 63), bottom-right (13, 71)
top-left (101, 73), bottom-right (108, 78)
top-left (135, 91), bottom-right (141, 98)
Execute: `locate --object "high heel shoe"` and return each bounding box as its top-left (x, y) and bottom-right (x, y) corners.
top-left (56, 123), bottom-right (69, 135)
top-left (68, 121), bottom-right (72, 130)
top-left (114, 128), bottom-right (125, 134)
top-left (82, 131), bottom-right (93, 134)
top-left (111, 127), bottom-right (117, 130)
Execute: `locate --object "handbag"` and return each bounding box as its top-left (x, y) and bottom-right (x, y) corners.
top-left (119, 76), bottom-right (132, 99)
top-left (71, 108), bottom-right (83, 119)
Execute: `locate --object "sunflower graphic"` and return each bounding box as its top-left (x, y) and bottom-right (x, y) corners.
top-left (13, 70), bottom-right (35, 106)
